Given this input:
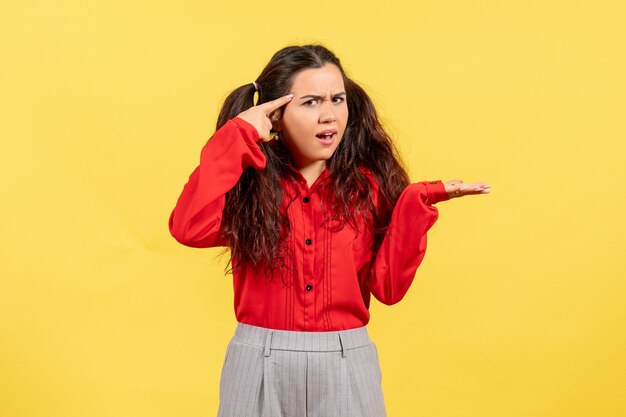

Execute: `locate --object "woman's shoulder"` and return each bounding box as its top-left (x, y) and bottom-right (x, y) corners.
top-left (356, 165), bottom-right (382, 204)
top-left (357, 165), bottom-right (378, 186)
top-left (357, 164), bottom-right (374, 177)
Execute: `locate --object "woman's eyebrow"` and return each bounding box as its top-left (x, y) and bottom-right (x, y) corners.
top-left (298, 92), bottom-right (347, 99)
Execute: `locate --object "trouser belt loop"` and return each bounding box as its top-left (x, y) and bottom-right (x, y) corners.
top-left (264, 330), bottom-right (274, 357)
top-left (338, 333), bottom-right (346, 358)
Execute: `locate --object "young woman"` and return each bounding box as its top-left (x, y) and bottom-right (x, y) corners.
top-left (169, 44), bottom-right (491, 417)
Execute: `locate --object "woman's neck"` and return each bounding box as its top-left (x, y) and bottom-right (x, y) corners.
top-left (296, 160), bottom-right (327, 188)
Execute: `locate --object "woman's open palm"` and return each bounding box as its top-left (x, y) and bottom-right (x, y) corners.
top-left (444, 179), bottom-right (492, 199)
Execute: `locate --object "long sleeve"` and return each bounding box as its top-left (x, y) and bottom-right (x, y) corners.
top-left (168, 116), bottom-right (266, 248)
top-left (364, 180), bottom-right (450, 305)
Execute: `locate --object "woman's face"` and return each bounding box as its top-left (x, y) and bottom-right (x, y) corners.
top-left (274, 63), bottom-right (349, 170)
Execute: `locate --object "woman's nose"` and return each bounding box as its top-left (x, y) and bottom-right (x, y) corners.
top-left (319, 104), bottom-right (336, 123)
top-left (320, 114), bottom-right (336, 123)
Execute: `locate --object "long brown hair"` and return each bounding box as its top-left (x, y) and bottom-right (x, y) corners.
top-left (214, 44), bottom-right (411, 281)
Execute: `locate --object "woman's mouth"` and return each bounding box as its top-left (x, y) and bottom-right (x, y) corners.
top-left (315, 132), bottom-right (337, 145)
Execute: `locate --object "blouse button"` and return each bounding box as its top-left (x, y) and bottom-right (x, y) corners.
top-left (303, 197), bottom-right (310, 203)
top-left (305, 239), bottom-right (312, 245)
top-left (306, 284), bottom-right (313, 291)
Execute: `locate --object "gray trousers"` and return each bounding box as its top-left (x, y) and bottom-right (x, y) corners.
top-left (217, 322), bottom-right (387, 417)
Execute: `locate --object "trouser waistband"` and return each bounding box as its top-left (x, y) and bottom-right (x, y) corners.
top-left (232, 322), bottom-right (372, 358)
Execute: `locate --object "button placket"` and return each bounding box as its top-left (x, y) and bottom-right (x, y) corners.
top-left (300, 185), bottom-right (316, 330)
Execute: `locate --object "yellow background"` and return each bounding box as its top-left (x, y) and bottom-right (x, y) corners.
top-left (1, 1), bottom-right (625, 416)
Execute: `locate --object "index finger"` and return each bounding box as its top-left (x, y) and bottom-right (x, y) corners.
top-left (259, 93), bottom-right (294, 114)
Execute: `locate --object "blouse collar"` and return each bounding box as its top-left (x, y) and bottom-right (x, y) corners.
top-left (284, 160), bottom-right (331, 193)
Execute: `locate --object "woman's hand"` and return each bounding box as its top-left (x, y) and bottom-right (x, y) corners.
top-left (236, 93), bottom-right (294, 142)
top-left (444, 179), bottom-right (491, 199)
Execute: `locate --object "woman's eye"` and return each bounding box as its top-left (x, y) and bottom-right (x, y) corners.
top-left (304, 97), bottom-right (345, 106)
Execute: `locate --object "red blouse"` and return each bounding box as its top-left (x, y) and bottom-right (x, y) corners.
top-left (169, 116), bottom-right (450, 331)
